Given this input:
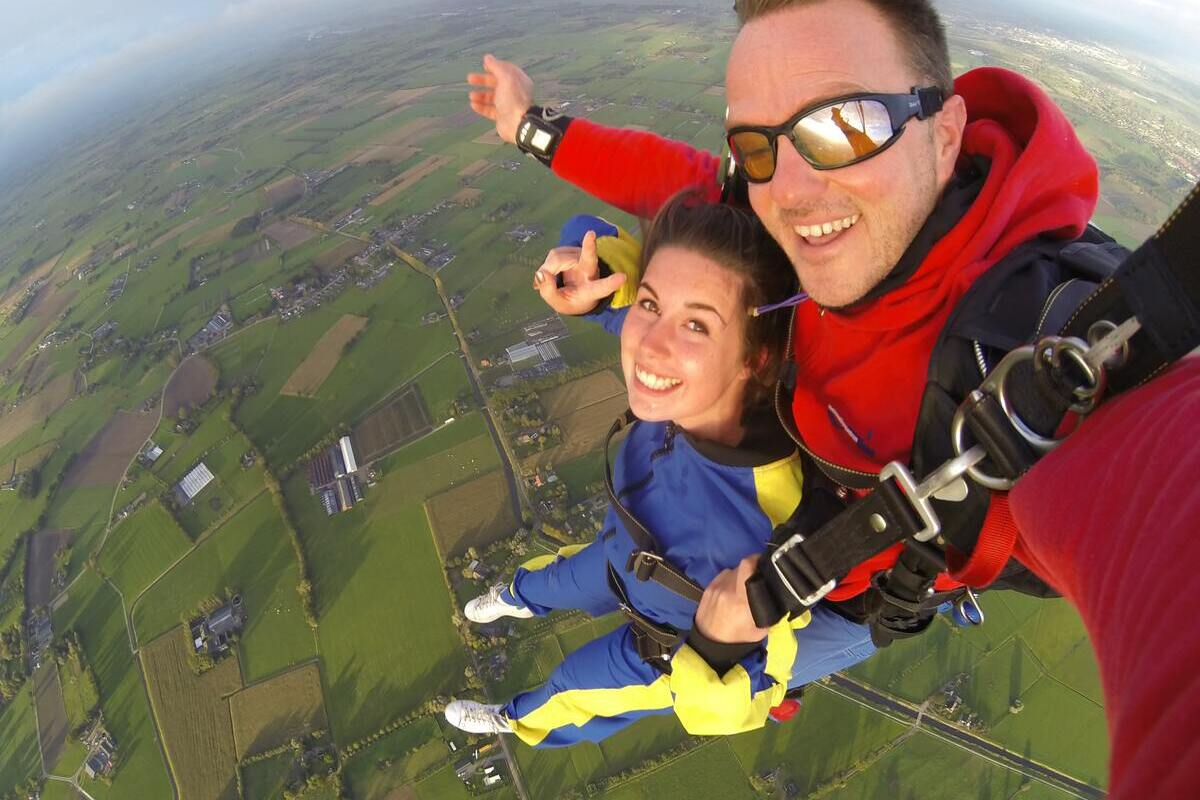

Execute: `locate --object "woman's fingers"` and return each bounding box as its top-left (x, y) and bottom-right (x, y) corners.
top-left (466, 71), bottom-right (497, 88)
top-left (576, 230), bottom-right (599, 274)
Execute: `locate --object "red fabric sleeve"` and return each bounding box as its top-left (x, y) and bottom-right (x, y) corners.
top-left (1009, 356), bottom-right (1200, 798)
top-left (551, 118), bottom-right (722, 220)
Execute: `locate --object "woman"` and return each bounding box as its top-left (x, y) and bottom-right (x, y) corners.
top-left (444, 196), bottom-right (875, 747)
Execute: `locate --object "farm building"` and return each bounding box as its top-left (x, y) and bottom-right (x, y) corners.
top-left (320, 488), bottom-right (339, 516)
top-left (308, 451), bottom-right (335, 490)
top-left (339, 435), bottom-right (358, 473)
top-left (523, 315), bottom-right (569, 344)
top-left (507, 342), bottom-right (540, 366)
top-left (190, 595), bottom-right (246, 655)
top-left (308, 436), bottom-right (366, 513)
top-left (174, 462), bottom-right (215, 506)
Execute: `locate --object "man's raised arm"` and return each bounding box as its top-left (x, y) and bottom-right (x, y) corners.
top-left (467, 54), bottom-right (721, 219)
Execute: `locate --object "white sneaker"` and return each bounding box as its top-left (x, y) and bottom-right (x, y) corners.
top-left (465, 584), bottom-right (535, 623)
top-left (444, 700), bottom-right (512, 734)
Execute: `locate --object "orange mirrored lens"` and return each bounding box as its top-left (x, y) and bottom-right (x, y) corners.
top-left (729, 132), bottom-right (775, 181)
top-left (792, 99), bottom-right (892, 167)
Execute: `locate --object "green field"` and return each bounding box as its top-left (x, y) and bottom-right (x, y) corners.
top-left (58, 649), bottom-right (101, 731)
top-left (98, 500), bottom-right (191, 599)
top-left (131, 492), bottom-right (316, 683)
top-left (289, 473), bottom-right (467, 744)
top-left (341, 716), bottom-right (443, 799)
top-left (0, 681), bottom-right (41, 796)
top-left (52, 570), bottom-right (174, 800)
top-left (241, 753), bottom-right (294, 800)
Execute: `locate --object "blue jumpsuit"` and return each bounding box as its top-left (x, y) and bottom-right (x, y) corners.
top-left (497, 217), bottom-right (876, 748)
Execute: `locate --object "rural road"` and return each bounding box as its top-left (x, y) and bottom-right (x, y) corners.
top-left (824, 674), bottom-right (1105, 799)
top-left (386, 243), bottom-right (527, 517)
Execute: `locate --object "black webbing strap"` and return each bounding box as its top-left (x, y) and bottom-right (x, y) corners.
top-left (748, 478), bottom-right (924, 627)
top-left (602, 411), bottom-right (705, 605)
top-left (606, 562), bottom-right (681, 669)
top-left (970, 181), bottom-right (1200, 480)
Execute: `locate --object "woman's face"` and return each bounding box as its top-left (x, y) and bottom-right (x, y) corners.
top-left (620, 245), bottom-right (752, 439)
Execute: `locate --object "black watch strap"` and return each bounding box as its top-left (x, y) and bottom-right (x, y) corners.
top-left (515, 106), bottom-right (573, 167)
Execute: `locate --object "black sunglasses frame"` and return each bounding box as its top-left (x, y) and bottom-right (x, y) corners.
top-left (725, 86), bottom-right (945, 182)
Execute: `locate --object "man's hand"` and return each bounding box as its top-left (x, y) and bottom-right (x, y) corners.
top-left (466, 54), bottom-right (534, 144)
top-left (695, 555), bottom-right (770, 644)
top-left (532, 231), bottom-right (627, 316)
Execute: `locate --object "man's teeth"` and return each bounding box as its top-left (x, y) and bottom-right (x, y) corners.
top-left (793, 214), bottom-right (860, 240)
top-left (635, 366), bottom-right (681, 391)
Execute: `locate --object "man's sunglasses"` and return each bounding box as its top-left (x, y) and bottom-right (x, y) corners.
top-left (726, 87), bottom-right (944, 182)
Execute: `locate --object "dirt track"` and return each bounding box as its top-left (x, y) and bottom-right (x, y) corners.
top-left (33, 662), bottom-right (69, 772)
top-left (26, 530), bottom-right (73, 611)
top-left (262, 220), bottom-right (316, 250)
top-left (164, 356), bottom-right (218, 418)
top-left (280, 314), bottom-right (368, 397)
top-left (0, 371), bottom-right (77, 451)
top-left (61, 410), bottom-right (157, 489)
top-left (369, 155), bottom-right (455, 206)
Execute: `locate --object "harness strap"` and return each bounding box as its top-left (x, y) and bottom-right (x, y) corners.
top-left (606, 562), bottom-right (680, 669)
top-left (948, 493), bottom-right (1018, 587)
top-left (603, 411), bottom-right (704, 605)
top-left (750, 477), bottom-right (921, 627)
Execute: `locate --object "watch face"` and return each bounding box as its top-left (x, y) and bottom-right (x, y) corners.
top-left (530, 128), bottom-right (553, 153)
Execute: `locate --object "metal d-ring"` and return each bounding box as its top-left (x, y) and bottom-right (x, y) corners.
top-left (1041, 336), bottom-right (1105, 414)
top-left (951, 344), bottom-right (1064, 490)
top-left (988, 346), bottom-right (1063, 454)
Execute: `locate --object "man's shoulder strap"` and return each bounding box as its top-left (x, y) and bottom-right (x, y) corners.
top-left (910, 227), bottom-right (1130, 589)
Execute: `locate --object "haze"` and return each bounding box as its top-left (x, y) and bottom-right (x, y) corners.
top-left (0, 0), bottom-right (1197, 180)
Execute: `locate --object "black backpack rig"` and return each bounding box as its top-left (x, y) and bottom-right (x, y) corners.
top-left (745, 182), bottom-right (1200, 644)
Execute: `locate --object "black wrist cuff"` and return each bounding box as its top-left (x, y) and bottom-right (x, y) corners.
top-left (686, 619), bottom-right (762, 676)
top-left (516, 106), bottom-right (573, 167)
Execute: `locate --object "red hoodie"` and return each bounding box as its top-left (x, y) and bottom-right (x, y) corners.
top-left (551, 68), bottom-right (1098, 600)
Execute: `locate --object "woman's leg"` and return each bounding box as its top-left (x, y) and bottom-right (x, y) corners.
top-left (504, 624), bottom-right (674, 747)
top-left (503, 537), bottom-right (620, 617)
top-left (786, 603), bottom-right (877, 689)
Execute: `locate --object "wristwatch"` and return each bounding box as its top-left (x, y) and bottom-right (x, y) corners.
top-left (515, 106), bottom-right (572, 166)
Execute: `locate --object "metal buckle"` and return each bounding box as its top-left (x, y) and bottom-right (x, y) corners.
top-left (878, 447), bottom-right (985, 543)
top-left (768, 534), bottom-right (836, 609)
top-left (627, 551), bottom-right (663, 582)
top-left (953, 589), bottom-right (985, 626)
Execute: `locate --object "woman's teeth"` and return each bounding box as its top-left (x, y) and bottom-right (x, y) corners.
top-left (635, 365), bottom-right (681, 391)
top-left (793, 213), bottom-right (860, 240)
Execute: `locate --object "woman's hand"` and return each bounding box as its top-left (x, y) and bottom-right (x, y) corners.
top-left (695, 555), bottom-right (770, 644)
top-left (533, 230), bottom-right (626, 315)
top-left (466, 54), bottom-right (535, 144)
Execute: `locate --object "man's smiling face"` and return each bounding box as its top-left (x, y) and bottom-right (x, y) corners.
top-left (726, 0), bottom-right (965, 308)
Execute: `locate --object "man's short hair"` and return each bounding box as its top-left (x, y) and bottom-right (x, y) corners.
top-left (733, 0), bottom-right (954, 96)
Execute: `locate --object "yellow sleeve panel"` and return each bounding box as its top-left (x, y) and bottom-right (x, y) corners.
top-left (593, 223), bottom-right (643, 310)
top-left (751, 454), bottom-right (805, 528)
top-left (667, 610), bottom-right (807, 736)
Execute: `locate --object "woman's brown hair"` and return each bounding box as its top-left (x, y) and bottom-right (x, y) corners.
top-left (638, 192), bottom-right (797, 410)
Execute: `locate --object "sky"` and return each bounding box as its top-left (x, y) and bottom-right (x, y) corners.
top-left (0, 0), bottom-right (1197, 177)
top-left (0, 0), bottom-right (390, 176)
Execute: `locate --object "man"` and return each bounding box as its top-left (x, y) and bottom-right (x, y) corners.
top-left (468, 0), bottom-right (1095, 644)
